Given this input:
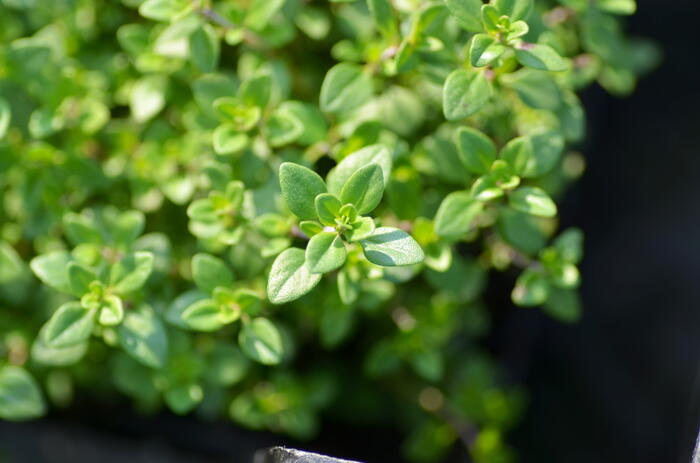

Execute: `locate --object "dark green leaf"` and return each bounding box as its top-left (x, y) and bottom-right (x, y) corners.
top-left (279, 162), bottom-right (327, 220)
top-left (444, 0), bottom-right (483, 32)
top-left (456, 126), bottom-right (497, 174)
top-left (434, 191), bottom-right (484, 239)
top-left (514, 43), bottom-right (568, 72)
top-left (42, 302), bottom-right (96, 348)
top-left (0, 366), bottom-right (45, 421)
top-left (443, 69), bottom-right (491, 121)
top-left (117, 306), bottom-right (168, 368)
top-left (189, 24), bottom-right (219, 73)
top-left (470, 34), bottom-right (506, 67)
top-left (182, 298), bottom-right (226, 331)
top-left (110, 251), bottom-right (154, 294)
top-left (326, 145), bottom-right (392, 196)
top-left (192, 253), bottom-right (234, 293)
top-left (494, 0), bottom-right (533, 21)
top-left (339, 163), bottom-right (385, 214)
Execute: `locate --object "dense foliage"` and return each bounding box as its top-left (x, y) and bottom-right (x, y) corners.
top-left (0, 0), bottom-right (656, 461)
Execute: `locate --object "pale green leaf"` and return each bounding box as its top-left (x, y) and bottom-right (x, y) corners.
top-left (239, 317), bottom-right (283, 365)
top-left (267, 248), bottom-right (322, 304)
top-left (509, 186), bottom-right (557, 217)
top-left (360, 227), bottom-right (424, 266)
top-left (306, 231), bottom-right (347, 274)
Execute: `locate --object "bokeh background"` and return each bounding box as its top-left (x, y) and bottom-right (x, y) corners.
top-left (1, 0), bottom-right (699, 462)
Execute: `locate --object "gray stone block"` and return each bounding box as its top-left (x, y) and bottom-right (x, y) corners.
top-left (254, 447), bottom-right (362, 463)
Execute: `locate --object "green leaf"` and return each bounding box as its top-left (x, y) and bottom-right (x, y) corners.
top-left (130, 75), bottom-right (167, 122)
top-left (299, 221), bottom-right (323, 238)
top-left (512, 269), bottom-right (549, 306)
top-left (500, 132), bottom-right (564, 178)
top-left (192, 253), bottom-right (234, 293)
top-left (279, 101), bottom-right (327, 146)
top-left (110, 210), bottom-right (146, 246)
top-left (110, 251), bottom-right (154, 294)
top-left (182, 298), bottom-right (225, 331)
top-left (99, 294), bottom-right (124, 326)
top-left (494, 0), bottom-right (533, 21)
top-left (139, 0), bottom-right (189, 21)
top-left (31, 336), bottom-right (87, 366)
top-left (245, 0), bottom-right (285, 30)
top-left (0, 98), bottom-right (11, 140)
top-left (319, 63), bottom-right (373, 114)
top-left (553, 228), bottom-right (584, 264)
top-left (238, 73), bottom-right (272, 108)
top-left (360, 227), bottom-right (424, 266)
top-left (320, 302), bottom-right (353, 348)
top-left (205, 344), bottom-right (250, 386)
top-left (189, 24), bottom-right (219, 73)
top-left (339, 164), bottom-right (385, 214)
top-left (500, 136), bottom-right (532, 175)
top-left (61, 215), bottom-right (97, 252)
top-left (0, 366), bottom-right (45, 421)
top-left (239, 318), bottom-right (283, 365)
top-left (558, 91), bottom-right (586, 142)
top-left (265, 106), bottom-right (304, 147)
top-left (337, 268), bottom-right (360, 305)
top-left (434, 192), bottom-right (484, 239)
top-left (165, 383), bottom-right (203, 414)
top-left (0, 242), bottom-right (25, 284)
top-left (67, 262), bottom-right (97, 296)
top-left (497, 207), bottom-right (546, 255)
top-left (267, 248), bottom-right (322, 304)
top-left (42, 302), bottom-right (96, 348)
top-left (598, 0), bottom-right (636, 15)
top-left (456, 127), bottom-right (497, 174)
top-left (480, 4), bottom-right (501, 32)
top-left (30, 251), bottom-right (73, 295)
top-left (346, 216), bottom-right (375, 242)
top-left (509, 187), bottom-right (557, 217)
top-left (306, 232), bottom-right (347, 274)
top-left (543, 287), bottom-right (581, 323)
top-left (514, 43), bottom-right (568, 72)
top-left (296, 6), bottom-right (331, 40)
top-left (117, 306), bottom-right (168, 368)
top-left (315, 193), bottom-right (342, 226)
top-left (214, 97), bottom-right (261, 131)
top-left (444, 0), bottom-right (483, 32)
top-left (213, 124), bottom-right (248, 155)
top-left (501, 69), bottom-right (562, 110)
top-left (507, 20), bottom-right (529, 40)
top-left (443, 69), bottom-right (491, 121)
top-left (279, 162), bottom-right (327, 220)
top-left (326, 145), bottom-right (392, 196)
top-left (471, 175), bottom-right (503, 201)
top-left (470, 34), bottom-right (506, 67)
top-left (368, 0), bottom-right (396, 37)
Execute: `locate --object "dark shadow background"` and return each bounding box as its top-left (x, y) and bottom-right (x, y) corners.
top-left (2, 1), bottom-right (699, 462)
top-left (508, 0), bottom-right (700, 462)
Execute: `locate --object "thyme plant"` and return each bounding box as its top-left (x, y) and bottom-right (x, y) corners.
top-left (0, 0), bottom-right (655, 460)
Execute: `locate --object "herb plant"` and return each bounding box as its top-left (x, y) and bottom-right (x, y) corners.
top-left (0, 0), bottom-right (655, 461)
